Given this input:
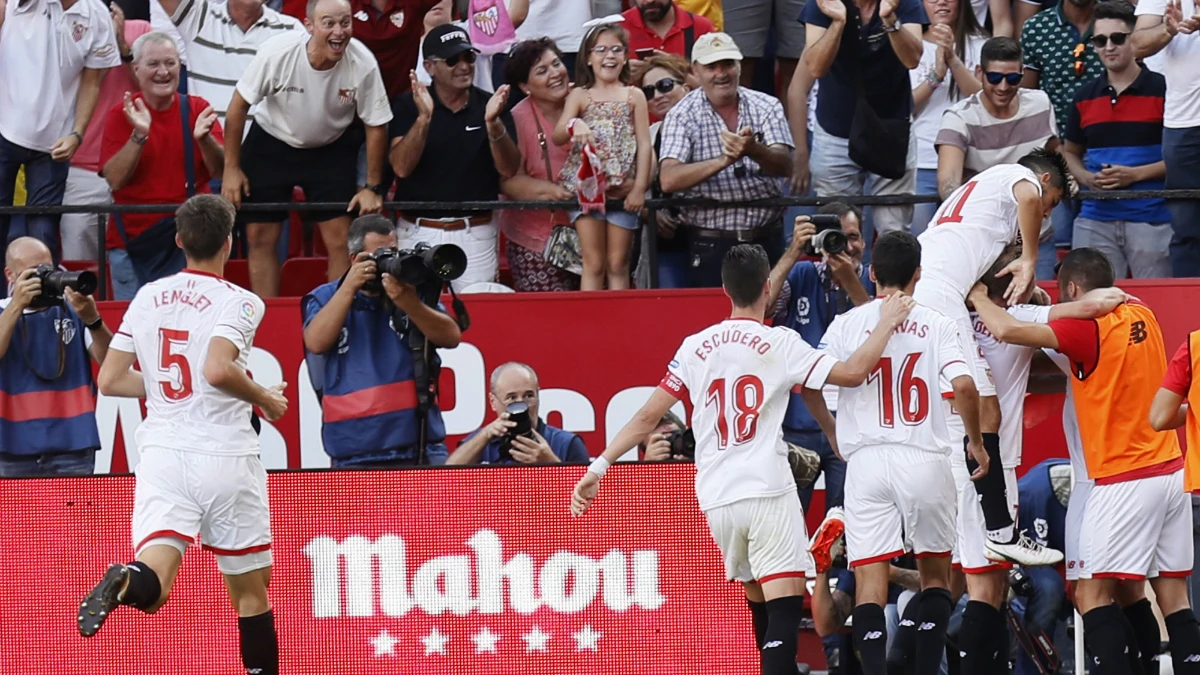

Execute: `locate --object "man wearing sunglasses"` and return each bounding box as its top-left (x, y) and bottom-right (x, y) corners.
top-left (1062, 0), bottom-right (1171, 280)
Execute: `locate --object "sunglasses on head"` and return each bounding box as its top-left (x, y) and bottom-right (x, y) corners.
top-left (1090, 31), bottom-right (1129, 48)
top-left (434, 51), bottom-right (478, 67)
top-left (641, 77), bottom-right (681, 100)
top-left (985, 71), bottom-right (1023, 86)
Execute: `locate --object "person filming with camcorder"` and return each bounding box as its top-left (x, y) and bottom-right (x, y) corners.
top-left (447, 362), bottom-right (589, 466)
top-left (0, 237), bottom-right (111, 477)
top-left (303, 215), bottom-right (466, 468)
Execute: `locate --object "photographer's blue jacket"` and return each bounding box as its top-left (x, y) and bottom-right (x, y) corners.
top-left (302, 281), bottom-right (446, 461)
top-left (777, 261), bottom-right (874, 441)
top-left (460, 419), bottom-right (589, 464)
top-left (0, 301), bottom-right (100, 456)
top-left (1017, 458), bottom-right (1069, 554)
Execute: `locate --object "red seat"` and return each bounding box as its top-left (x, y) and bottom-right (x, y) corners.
top-left (279, 257), bottom-right (328, 297)
top-left (225, 258), bottom-right (251, 290)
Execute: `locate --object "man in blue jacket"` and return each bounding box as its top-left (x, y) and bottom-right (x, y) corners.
top-left (769, 203), bottom-right (872, 512)
top-left (448, 362), bottom-right (589, 465)
top-left (302, 215), bottom-right (462, 467)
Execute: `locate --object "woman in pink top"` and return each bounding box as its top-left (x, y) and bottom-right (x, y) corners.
top-left (499, 38), bottom-right (580, 292)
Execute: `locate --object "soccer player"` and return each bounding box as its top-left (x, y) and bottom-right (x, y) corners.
top-left (810, 231), bottom-right (983, 675)
top-left (957, 246), bottom-right (1124, 674)
top-left (915, 147), bottom-right (1070, 565)
top-left (1151, 326), bottom-right (1200, 495)
top-left (570, 244), bottom-right (915, 675)
top-left (970, 247), bottom-right (1200, 675)
top-left (77, 194), bottom-right (289, 675)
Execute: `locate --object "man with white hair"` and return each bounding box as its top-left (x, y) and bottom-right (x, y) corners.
top-left (99, 32), bottom-right (224, 299)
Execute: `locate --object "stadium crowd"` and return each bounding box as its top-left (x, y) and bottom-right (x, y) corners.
top-left (1, 0), bottom-right (1199, 299)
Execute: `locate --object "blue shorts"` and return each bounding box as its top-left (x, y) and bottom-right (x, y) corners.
top-left (569, 208), bottom-right (640, 231)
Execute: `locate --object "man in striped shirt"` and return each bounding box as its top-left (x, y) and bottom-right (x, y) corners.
top-left (157, 0), bottom-right (302, 120)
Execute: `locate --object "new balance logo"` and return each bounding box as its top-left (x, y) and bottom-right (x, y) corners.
top-left (862, 631), bottom-right (883, 640)
top-left (899, 619), bottom-right (915, 627)
top-left (1129, 321), bottom-right (1148, 344)
top-left (918, 622), bottom-right (937, 631)
top-left (1185, 654), bottom-right (1200, 663)
top-left (763, 641), bottom-right (783, 649)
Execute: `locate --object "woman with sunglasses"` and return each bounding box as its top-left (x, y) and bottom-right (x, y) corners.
top-left (496, 38), bottom-right (581, 292)
top-left (909, 0), bottom-right (987, 234)
top-left (635, 54), bottom-right (691, 288)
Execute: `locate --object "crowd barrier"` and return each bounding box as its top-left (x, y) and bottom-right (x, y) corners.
top-left (1, 464), bottom-right (775, 675)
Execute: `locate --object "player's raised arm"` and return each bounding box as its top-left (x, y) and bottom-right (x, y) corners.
top-left (825, 292), bottom-right (915, 386)
top-left (967, 284), bottom-right (1060, 350)
top-left (998, 179), bottom-right (1044, 305)
top-left (1046, 287), bottom-right (1129, 320)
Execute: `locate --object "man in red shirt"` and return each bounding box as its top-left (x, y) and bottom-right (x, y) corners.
top-left (623, 0), bottom-right (713, 80)
top-left (100, 32), bottom-right (224, 300)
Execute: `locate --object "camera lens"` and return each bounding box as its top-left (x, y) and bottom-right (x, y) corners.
top-left (814, 230), bottom-right (849, 256)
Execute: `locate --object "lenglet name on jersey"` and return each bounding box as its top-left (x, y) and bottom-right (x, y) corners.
top-left (694, 327), bottom-right (772, 361)
top-left (152, 288), bottom-right (215, 312)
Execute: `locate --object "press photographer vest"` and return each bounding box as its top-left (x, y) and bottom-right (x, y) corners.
top-left (0, 304), bottom-right (100, 456)
top-left (1016, 459), bottom-right (1068, 554)
top-left (303, 281), bottom-right (447, 460)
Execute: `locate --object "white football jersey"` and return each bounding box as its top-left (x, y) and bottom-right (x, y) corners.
top-left (819, 301), bottom-right (972, 459)
top-left (918, 163), bottom-right (1041, 296)
top-left (1046, 349), bottom-right (1091, 484)
top-left (963, 304), bottom-right (1052, 469)
top-left (661, 319), bottom-right (836, 511)
top-left (110, 270), bottom-right (266, 456)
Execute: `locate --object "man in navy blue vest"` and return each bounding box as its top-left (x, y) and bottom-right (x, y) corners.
top-left (0, 237), bottom-right (112, 476)
top-left (1012, 458), bottom-right (1073, 675)
top-left (303, 215), bottom-right (462, 467)
top-left (447, 362), bottom-right (589, 465)
top-left (768, 203), bottom-right (873, 513)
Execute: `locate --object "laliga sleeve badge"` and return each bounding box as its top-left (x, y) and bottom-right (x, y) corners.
top-left (390, 10), bottom-right (404, 27)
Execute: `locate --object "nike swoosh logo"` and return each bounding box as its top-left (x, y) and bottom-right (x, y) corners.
top-left (465, 125), bottom-right (482, 131)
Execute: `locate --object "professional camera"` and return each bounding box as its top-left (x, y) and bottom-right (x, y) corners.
top-left (804, 214), bottom-right (849, 257)
top-left (363, 243), bottom-right (467, 293)
top-left (663, 427), bottom-right (695, 459)
top-left (29, 264), bottom-right (97, 309)
top-left (1009, 567), bottom-right (1034, 598)
top-left (497, 401), bottom-right (535, 462)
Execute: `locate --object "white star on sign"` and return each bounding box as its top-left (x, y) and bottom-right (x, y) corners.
top-left (370, 630), bottom-right (398, 657)
top-left (572, 624), bottom-right (602, 652)
top-left (471, 626), bottom-right (501, 654)
top-left (421, 627), bottom-right (449, 656)
top-left (522, 625), bottom-right (551, 652)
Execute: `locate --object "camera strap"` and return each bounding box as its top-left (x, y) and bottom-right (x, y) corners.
top-left (18, 308), bottom-right (67, 382)
top-left (446, 284), bottom-right (470, 332)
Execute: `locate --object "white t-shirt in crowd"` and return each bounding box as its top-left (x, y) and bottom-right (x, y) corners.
top-left (909, 35), bottom-right (987, 170)
top-left (660, 318), bottom-right (836, 511)
top-left (1136, 0), bottom-right (1200, 128)
top-left (964, 303), bottom-right (1051, 469)
top-left (151, 0), bottom-right (190, 65)
top-left (515, 0), bottom-right (590, 52)
top-left (236, 31), bottom-right (393, 148)
top-left (820, 301), bottom-right (971, 460)
top-left (0, 0), bottom-right (120, 153)
top-left (110, 271), bottom-right (266, 456)
top-left (918, 163), bottom-right (1040, 296)
top-left (172, 0), bottom-right (303, 118)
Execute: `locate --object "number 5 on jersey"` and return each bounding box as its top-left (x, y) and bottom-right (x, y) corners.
top-left (705, 375), bottom-right (765, 450)
top-left (159, 328), bottom-right (193, 401)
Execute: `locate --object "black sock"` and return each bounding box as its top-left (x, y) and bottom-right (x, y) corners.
top-left (1165, 609), bottom-right (1200, 675)
top-left (238, 610), bottom-right (279, 675)
top-left (993, 602), bottom-right (1012, 674)
top-left (1125, 598), bottom-right (1161, 674)
top-left (1085, 604), bottom-right (1140, 675)
top-left (965, 433), bottom-right (1015, 543)
top-left (959, 600), bottom-right (1001, 675)
top-left (914, 588), bottom-right (954, 675)
top-left (118, 561), bottom-right (162, 612)
top-left (854, 602), bottom-right (889, 675)
top-left (761, 596), bottom-right (803, 675)
top-left (748, 599), bottom-right (769, 650)
top-left (887, 597), bottom-right (921, 675)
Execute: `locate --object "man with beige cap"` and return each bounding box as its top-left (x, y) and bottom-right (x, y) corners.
top-left (658, 32), bottom-right (795, 288)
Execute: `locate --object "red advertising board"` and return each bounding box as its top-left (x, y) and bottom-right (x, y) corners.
top-left (1, 465), bottom-right (761, 675)
top-left (90, 281), bottom-right (1200, 476)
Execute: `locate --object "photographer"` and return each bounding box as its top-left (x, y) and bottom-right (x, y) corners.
top-left (447, 362), bottom-right (588, 466)
top-left (767, 203), bottom-right (872, 515)
top-left (0, 237), bottom-right (111, 477)
top-left (302, 215), bottom-right (462, 468)
top-left (639, 410), bottom-right (692, 461)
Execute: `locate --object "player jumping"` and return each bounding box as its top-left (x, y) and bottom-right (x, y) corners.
top-left (915, 148), bottom-right (1070, 567)
top-left (570, 244), bottom-right (914, 675)
top-left (77, 195), bottom-right (289, 675)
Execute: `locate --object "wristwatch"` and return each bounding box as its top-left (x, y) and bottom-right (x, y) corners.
top-left (364, 183), bottom-right (385, 195)
top-left (121, 51), bottom-right (134, 63)
top-left (882, 18), bottom-right (902, 32)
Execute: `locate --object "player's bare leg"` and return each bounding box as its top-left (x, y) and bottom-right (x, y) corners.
top-left (1148, 576), bottom-right (1200, 675)
top-left (77, 544), bottom-right (184, 637)
top-left (749, 577), bottom-right (807, 675)
top-left (959, 570), bottom-right (1009, 675)
top-left (853, 562), bottom-right (892, 675)
top-left (224, 566), bottom-right (279, 675)
top-left (1077, 578), bottom-right (1141, 675)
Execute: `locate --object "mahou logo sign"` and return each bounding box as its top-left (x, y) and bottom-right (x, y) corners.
top-left (7, 466), bottom-right (761, 674)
